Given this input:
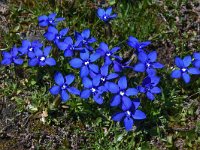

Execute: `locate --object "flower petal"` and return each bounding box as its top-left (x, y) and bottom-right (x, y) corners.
top-left (150, 87), bottom-right (161, 94)
top-left (82, 77), bottom-right (92, 88)
top-left (110, 95), bottom-right (121, 107)
top-left (138, 52), bottom-right (147, 63)
top-left (112, 112), bottom-right (125, 122)
top-left (89, 64), bottom-right (99, 73)
top-left (81, 89), bottom-right (91, 99)
top-left (97, 8), bottom-right (105, 18)
top-left (106, 82), bottom-right (120, 93)
top-left (183, 56), bottom-right (191, 67)
top-left (148, 51), bottom-right (157, 62)
top-left (188, 68), bottom-right (200, 75)
top-left (67, 87), bottom-right (80, 95)
top-left (182, 73), bottom-right (190, 83)
top-left (122, 96), bottom-right (132, 110)
top-left (171, 69), bottom-right (181, 78)
top-left (146, 92), bottom-right (155, 101)
top-left (126, 88), bottom-right (138, 96)
top-left (134, 63), bottom-right (145, 72)
top-left (28, 58), bottom-right (38, 66)
top-left (45, 58), bottom-right (56, 66)
top-left (61, 90), bottom-right (69, 102)
top-left (49, 85), bottom-right (60, 95)
top-left (118, 76), bottom-right (127, 90)
top-left (124, 117), bottom-right (134, 131)
top-left (80, 66), bottom-right (89, 77)
top-left (54, 72), bottom-right (64, 85)
top-left (65, 74), bottom-right (75, 85)
top-left (132, 110), bottom-right (146, 120)
top-left (69, 58), bottom-right (83, 68)
top-left (175, 57), bottom-right (184, 68)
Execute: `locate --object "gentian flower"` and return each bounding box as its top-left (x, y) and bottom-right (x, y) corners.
top-left (96, 42), bottom-right (122, 65)
top-left (171, 56), bottom-right (200, 83)
top-left (38, 13), bottom-right (65, 27)
top-left (97, 7), bottom-right (117, 22)
top-left (19, 40), bottom-right (43, 58)
top-left (113, 60), bottom-right (133, 72)
top-left (137, 76), bottom-right (161, 101)
top-left (134, 51), bottom-right (164, 76)
top-left (80, 77), bottom-right (106, 104)
top-left (112, 100), bottom-right (146, 131)
top-left (44, 26), bottom-right (69, 48)
top-left (1, 47), bottom-right (23, 65)
top-left (127, 36), bottom-right (151, 52)
top-left (74, 29), bottom-right (96, 51)
top-left (107, 76), bottom-right (138, 110)
top-left (28, 46), bottom-right (56, 67)
top-left (90, 65), bottom-right (119, 88)
top-left (50, 72), bottom-right (80, 102)
top-left (193, 52), bottom-right (200, 68)
top-left (59, 37), bottom-right (84, 57)
top-left (69, 50), bottom-right (100, 77)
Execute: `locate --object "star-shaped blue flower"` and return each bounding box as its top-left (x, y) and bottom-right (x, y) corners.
top-left (38, 13), bottom-right (65, 27)
top-left (74, 29), bottom-right (96, 51)
top-left (28, 46), bottom-right (56, 67)
top-left (90, 65), bottom-right (119, 89)
top-left (19, 40), bottom-right (43, 58)
top-left (50, 72), bottom-right (80, 102)
top-left (97, 7), bottom-right (117, 22)
top-left (1, 47), bottom-right (23, 65)
top-left (96, 42), bottom-right (122, 65)
top-left (171, 56), bottom-right (200, 83)
top-left (106, 76), bottom-right (138, 110)
top-left (69, 50), bottom-right (100, 77)
top-left (112, 100), bottom-right (146, 131)
top-left (59, 37), bottom-right (84, 57)
top-left (138, 76), bottom-right (161, 101)
top-left (44, 26), bottom-right (69, 48)
top-left (80, 77), bottom-right (106, 104)
top-left (134, 51), bottom-right (164, 76)
top-left (127, 36), bottom-right (151, 52)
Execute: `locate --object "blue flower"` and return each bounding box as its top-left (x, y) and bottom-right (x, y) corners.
top-left (1, 46), bottom-right (23, 65)
top-left (113, 60), bottom-right (133, 72)
top-left (90, 65), bottom-right (119, 88)
top-left (138, 76), bottom-right (161, 101)
top-left (44, 26), bottom-right (69, 48)
top-left (193, 52), bottom-right (200, 68)
top-left (112, 100), bottom-right (146, 131)
top-left (171, 56), bottom-right (200, 83)
top-left (96, 42), bottom-right (122, 65)
top-left (28, 46), bottom-right (56, 67)
top-left (74, 29), bottom-right (96, 51)
top-left (38, 13), bottom-right (65, 27)
top-left (19, 40), bottom-right (43, 58)
top-left (134, 51), bottom-right (164, 76)
top-left (59, 37), bottom-right (84, 57)
top-left (50, 72), bottom-right (80, 102)
top-left (80, 77), bottom-right (106, 104)
top-left (97, 7), bottom-right (117, 22)
top-left (127, 36), bottom-right (151, 52)
top-left (69, 50), bottom-right (100, 77)
top-left (107, 76), bottom-right (138, 110)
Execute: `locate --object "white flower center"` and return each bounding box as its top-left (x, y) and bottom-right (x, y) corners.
top-left (61, 85), bottom-right (67, 90)
top-left (146, 63), bottom-right (151, 67)
top-left (40, 56), bottom-right (46, 61)
top-left (126, 111), bottom-right (131, 116)
top-left (106, 52), bottom-right (111, 56)
top-left (103, 16), bottom-right (107, 20)
top-left (91, 88), bottom-right (96, 93)
top-left (120, 91), bottom-right (125, 96)
top-left (101, 77), bottom-right (106, 82)
top-left (182, 68), bottom-right (187, 72)
top-left (84, 61), bottom-right (90, 66)
top-left (29, 47), bottom-right (33, 52)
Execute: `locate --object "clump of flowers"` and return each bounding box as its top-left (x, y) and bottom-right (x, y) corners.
top-left (1, 7), bottom-right (199, 132)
